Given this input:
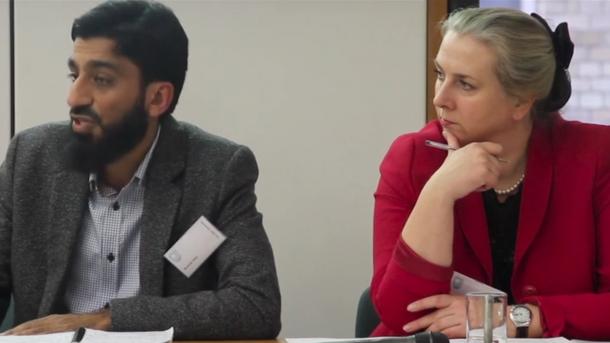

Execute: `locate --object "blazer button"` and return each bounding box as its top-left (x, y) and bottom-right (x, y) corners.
top-left (522, 285), bottom-right (537, 296)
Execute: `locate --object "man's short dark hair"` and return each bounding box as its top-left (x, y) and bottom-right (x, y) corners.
top-left (71, 0), bottom-right (188, 116)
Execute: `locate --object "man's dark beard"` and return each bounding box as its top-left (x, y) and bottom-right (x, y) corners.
top-left (67, 98), bottom-right (149, 173)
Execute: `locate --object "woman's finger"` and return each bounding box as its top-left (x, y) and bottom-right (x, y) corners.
top-left (443, 129), bottom-right (461, 150)
top-left (408, 294), bottom-right (453, 312)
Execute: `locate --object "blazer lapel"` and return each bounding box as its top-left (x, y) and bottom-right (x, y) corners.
top-left (138, 117), bottom-right (186, 296)
top-left (455, 193), bottom-right (492, 283)
top-left (414, 122), bottom-right (492, 281)
top-left (514, 121), bottom-right (553, 270)
top-left (40, 167), bottom-right (89, 316)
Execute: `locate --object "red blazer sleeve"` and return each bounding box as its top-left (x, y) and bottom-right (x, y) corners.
top-left (371, 133), bottom-right (452, 335)
top-left (525, 125), bottom-right (610, 340)
top-left (372, 119), bottom-right (610, 339)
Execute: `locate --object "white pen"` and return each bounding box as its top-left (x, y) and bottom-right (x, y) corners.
top-left (425, 139), bottom-right (456, 151)
top-left (424, 139), bottom-right (508, 163)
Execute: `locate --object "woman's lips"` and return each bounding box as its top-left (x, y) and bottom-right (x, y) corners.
top-left (440, 118), bottom-right (456, 127)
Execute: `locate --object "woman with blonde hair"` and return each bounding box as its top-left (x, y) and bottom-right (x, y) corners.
top-left (371, 7), bottom-right (610, 339)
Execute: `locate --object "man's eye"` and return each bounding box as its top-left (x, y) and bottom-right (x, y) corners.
top-left (67, 73), bottom-right (77, 82)
top-left (94, 76), bottom-right (114, 87)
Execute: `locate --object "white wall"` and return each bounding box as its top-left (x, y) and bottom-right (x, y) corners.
top-left (0, 0), bottom-right (10, 159)
top-left (13, 0), bottom-right (97, 130)
top-left (13, 0), bottom-right (426, 337)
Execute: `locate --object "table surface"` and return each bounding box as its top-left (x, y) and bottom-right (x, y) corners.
top-left (178, 340), bottom-right (283, 343)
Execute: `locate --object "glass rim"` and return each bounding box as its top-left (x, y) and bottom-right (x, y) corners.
top-left (465, 291), bottom-right (507, 297)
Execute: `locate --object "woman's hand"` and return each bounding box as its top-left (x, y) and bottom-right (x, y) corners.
top-left (507, 304), bottom-right (543, 338)
top-left (403, 294), bottom-right (467, 338)
top-left (425, 130), bottom-right (503, 201)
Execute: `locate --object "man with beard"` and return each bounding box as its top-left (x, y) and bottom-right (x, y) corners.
top-left (0, 0), bottom-right (280, 339)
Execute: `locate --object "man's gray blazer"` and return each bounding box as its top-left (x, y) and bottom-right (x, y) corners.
top-left (0, 116), bottom-right (281, 339)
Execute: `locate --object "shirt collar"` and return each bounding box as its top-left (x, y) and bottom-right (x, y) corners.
top-left (89, 125), bottom-right (162, 192)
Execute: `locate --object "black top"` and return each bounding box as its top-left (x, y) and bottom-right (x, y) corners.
top-left (482, 187), bottom-right (522, 304)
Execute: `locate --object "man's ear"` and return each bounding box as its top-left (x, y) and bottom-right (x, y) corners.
top-left (145, 81), bottom-right (174, 119)
top-left (513, 95), bottom-right (536, 121)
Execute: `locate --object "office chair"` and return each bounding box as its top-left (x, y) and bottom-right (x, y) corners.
top-left (355, 287), bottom-right (380, 337)
top-left (0, 297), bottom-right (13, 331)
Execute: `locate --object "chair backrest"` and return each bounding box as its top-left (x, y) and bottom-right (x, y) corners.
top-left (354, 287), bottom-right (380, 337)
top-left (0, 297), bottom-right (13, 332)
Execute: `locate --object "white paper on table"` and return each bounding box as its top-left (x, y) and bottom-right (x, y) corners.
top-left (80, 327), bottom-right (173, 343)
top-left (451, 338), bottom-right (572, 343)
top-left (288, 338), bottom-right (587, 343)
top-left (0, 332), bottom-right (73, 343)
top-left (450, 272), bottom-right (505, 295)
top-left (0, 327), bottom-right (173, 343)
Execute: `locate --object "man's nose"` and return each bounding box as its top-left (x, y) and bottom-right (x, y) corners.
top-left (67, 78), bottom-right (93, 110)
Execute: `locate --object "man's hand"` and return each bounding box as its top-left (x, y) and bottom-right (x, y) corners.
top-left (403, 294), bottom-right (467, 338)
top-left (2, 309), bottom-right (111, 336)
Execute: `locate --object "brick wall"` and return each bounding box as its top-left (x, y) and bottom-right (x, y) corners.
top-left (536, 0), bottom-right (610, 124)
top-left (481, 0), bottom-right (610, 124)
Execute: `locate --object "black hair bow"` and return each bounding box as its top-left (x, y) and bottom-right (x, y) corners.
top-left (531, 13), bottom-right (574, 70)
top-left (531, 13), bottom-right (574, 112)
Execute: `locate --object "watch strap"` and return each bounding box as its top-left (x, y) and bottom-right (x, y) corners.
top-left (516, 326), bottom-right (528, 338)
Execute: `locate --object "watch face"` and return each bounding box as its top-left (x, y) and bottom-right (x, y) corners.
top-left (512, 306), bottom-right (531, 322)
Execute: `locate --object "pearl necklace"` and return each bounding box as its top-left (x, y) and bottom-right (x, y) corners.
top-left (494, 172), bottom-right (525, 195)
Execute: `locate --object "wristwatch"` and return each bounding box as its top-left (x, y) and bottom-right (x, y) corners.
top-left (509, 305), bottom-right (532, 338)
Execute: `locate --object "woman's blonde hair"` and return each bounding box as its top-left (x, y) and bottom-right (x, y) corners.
top-left (441, 8), bottom-right (561, 118)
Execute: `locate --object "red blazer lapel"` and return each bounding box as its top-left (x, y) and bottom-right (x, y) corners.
top-left (422, 119), bottom-right (555, 286)
top-left (514, 120), bottom-right (554, 271)
top-left (455, 192), bottom-right (492, 283)
top-left (417, 121), bottom-right (493, 282)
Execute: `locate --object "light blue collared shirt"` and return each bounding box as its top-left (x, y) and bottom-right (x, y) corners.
top-left (65, 127), bottom-right (161, 313)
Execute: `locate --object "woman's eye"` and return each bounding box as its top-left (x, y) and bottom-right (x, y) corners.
top-left (434, 69), bottom-right (445, 81)
top-left (459, 80), bottom-right (474, 90)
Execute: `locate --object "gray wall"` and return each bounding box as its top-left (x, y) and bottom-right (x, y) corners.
top-left (7, 0), bottom-right (426, 337)
top-left (0, 0), bottom-right (9, 159)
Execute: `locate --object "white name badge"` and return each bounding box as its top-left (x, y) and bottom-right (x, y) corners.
top-left (164, 216), bottom-right (226, 278)
top-left (450, 271), bottom-right (505, 295)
